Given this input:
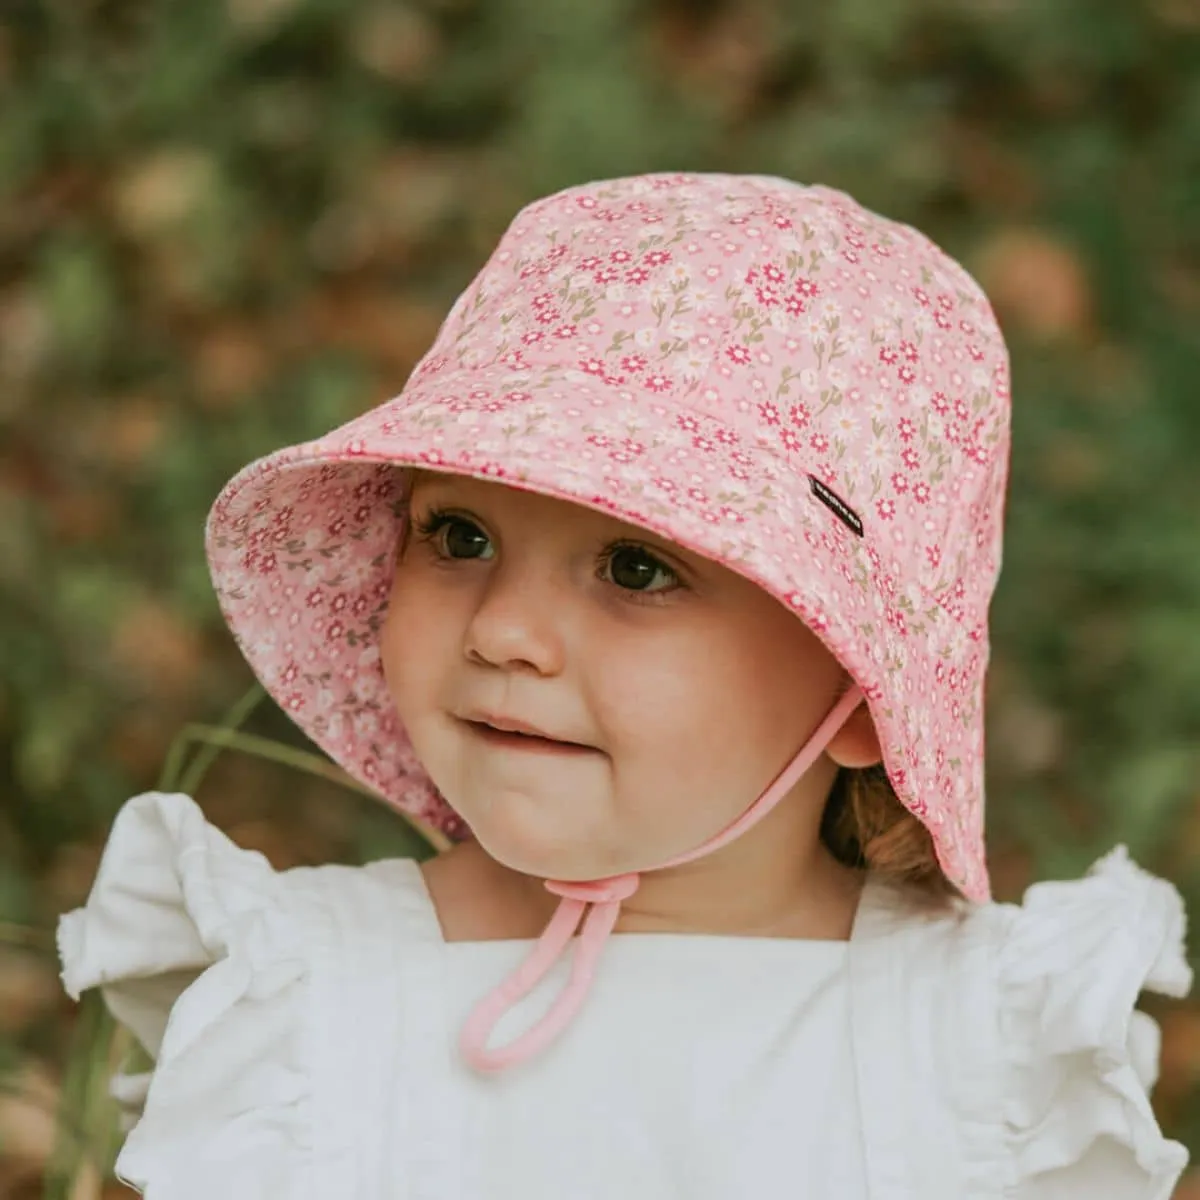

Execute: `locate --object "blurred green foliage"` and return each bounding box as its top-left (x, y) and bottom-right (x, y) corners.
top-left (0, 0), bottom-right (1198, 1190)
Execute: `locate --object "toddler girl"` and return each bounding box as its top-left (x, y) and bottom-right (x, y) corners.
top-left (59, 174), bottom-right (1191, 1198)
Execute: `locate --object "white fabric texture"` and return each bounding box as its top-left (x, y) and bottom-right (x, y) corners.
top-left (58, 792), bottom-right (1193, 1199)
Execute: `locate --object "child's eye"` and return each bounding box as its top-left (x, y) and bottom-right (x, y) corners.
top-left (412, 511), bottom-right (494, 560)
top-left (599, 544), bottom-right (679, 594)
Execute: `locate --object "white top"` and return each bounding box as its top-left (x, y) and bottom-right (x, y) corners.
top-left (58, 792), bottom-right (1192, 1200)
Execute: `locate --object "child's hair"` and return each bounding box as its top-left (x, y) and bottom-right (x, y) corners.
top-left (821, 767), bottom-right (961, 905)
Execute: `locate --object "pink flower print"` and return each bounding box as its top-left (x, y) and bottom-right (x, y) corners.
top-left (687, 486), bottom-right (708, 504)
top-left (789, 403), bottom-right (812, 428)
top-left (931, 391), bottom-right (951, 416)
top-left (586, 432), bottom-right (612, 449)
top-left (886, 607), bottom-right (908, 635)
top-left (306, 588), bottom-right (325, 608)
top-left (784, 294), bottom-right (808, 317)
top-left (810, 432), bottom-right (830, 454)
top-left (795, 277), bottom-right (819, 299)
top-left (692, 435), bottom-right (715, 453)
top-left (580, 356), bottom-right (606, 376)
top-left (676, 413), bottom-right (700, 433)
top-left (899, 340), bottom-right (919, 364)
top-left (644, 249), bottom-right (672, 267)
top-left (700, 509), bottom-right (722, 525)
top-left (879, 345), bottom-right (899, 366)
top-left (897, 417), bottom-right (916, 442)
top-left (755, 285), bottom-right (779, 308)
top-left (876, 498), bottom-right (896, 521)
top-left (593, 265), bottom-right (620, 285)
top-left (644, 372), bottom-right (673, 393)
top-left (912, 287), bottom-right (930, 307)
top-left (901, 447), bottom-right (920, 470)
top-left (714, 427), bottom-right (738, 446)
top-left (967, 343), bottom-right (986, 363)
top-left (762, 262), bottom-right (785, 284)
top-left (926, 544), bottom-right (942, 569)
top-left (625, 266), bottom-right (650, 285)
top-left (720, 506), bottom-right (746, 524)
top-left (891, 472), bottom-right (909, 494)
top-left (897, 365), bottom-right (916, 385)
top-left (480, 462), bottom-right (506, 478)
top-left (653, 476), bottom-right (678, 494)
top-left (419, 447), bottom-right (447, 465)
top-left (504, 390), bottom-right (533, 403)
top-left (257, 551), bottom-right (277, 575)
top-left (779, 427), bottom-right (803, 452)
top-left (912, 481), bottom-right (932, 504)
top-left (954, 397), bottom-right (971, 422)
top-left (815, 460), bottom-right (837, 484)
top-left (326, 620), bottom-right (345, 643)
top-left (758, 401), bottom-right (781, 425)
top-left (610, 248), bottom-right (632, 264)
top-left (521, 330), bottom-right (545, 346)
top-left (553, 324), bottom-right (577, 339)
top-left (576, 195), bottom-right (597, 209)
top-left (726, 344), bottom-right (752, 366)
top-left (934, 310), bottom-right (953, 331)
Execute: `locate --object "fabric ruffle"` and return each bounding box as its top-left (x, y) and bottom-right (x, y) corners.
top-left (998, 845), bottom-right (1191, 1198)
top-left (58, 792), bottom-right (310, 1199)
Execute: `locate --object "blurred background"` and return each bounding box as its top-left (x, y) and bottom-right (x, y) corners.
top-left (1, 0), bottom-right (1198, 1194)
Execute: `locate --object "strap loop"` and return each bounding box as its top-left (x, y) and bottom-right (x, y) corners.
top-left (545, 874), bottom-right (640, 904)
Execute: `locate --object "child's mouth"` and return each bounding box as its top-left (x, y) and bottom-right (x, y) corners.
top-left (463, 720), bottom-right (597, 755)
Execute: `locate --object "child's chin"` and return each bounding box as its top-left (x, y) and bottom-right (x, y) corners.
top-left (467, 812), bottom-right (625, 883)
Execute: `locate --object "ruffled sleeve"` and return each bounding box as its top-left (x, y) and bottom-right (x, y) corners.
top-left (57, 792), bottom-right (310, 1198)
top-left (998, 845), bottom-right (1192, 1199)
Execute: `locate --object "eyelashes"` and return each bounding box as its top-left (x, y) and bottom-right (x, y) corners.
top-left (407, 506), bottom-right (684, 601)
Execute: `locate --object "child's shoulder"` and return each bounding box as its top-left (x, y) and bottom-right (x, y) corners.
top-left (56, 790), bottom-right (448, 1195)
top-left (855, 848), bottom-right (1192, 1197)
top-left (57, 790), bottom-right (444, 1028)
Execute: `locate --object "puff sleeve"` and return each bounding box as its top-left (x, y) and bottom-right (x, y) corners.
top-left (57, 792), bottom-right (311, 1198)
top-left (998, 846), bottom-right (1192, 1199)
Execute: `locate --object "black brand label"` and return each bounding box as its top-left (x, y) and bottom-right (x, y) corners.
top-left (809, 476), bottom-right (864, 537)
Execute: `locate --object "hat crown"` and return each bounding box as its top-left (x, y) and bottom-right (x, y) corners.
top-left (413, 173), bottom-right (1010, 623)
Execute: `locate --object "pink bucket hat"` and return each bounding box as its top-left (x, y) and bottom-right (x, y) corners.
top-left (206, 173), bottom-right (1010, 1057)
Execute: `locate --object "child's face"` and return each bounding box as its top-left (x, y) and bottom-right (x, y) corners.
top-left (381, 473), bottom-right (850, 881)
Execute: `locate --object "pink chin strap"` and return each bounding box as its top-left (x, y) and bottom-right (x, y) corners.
top-left (458, 684), bottom-right (866, 1073)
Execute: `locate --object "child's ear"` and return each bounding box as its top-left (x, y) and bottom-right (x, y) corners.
top-left (825, 702), bottom-right (883, 770)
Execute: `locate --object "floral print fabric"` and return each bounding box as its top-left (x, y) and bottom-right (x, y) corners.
top-left (205, 173), bottom-right (1011, 901)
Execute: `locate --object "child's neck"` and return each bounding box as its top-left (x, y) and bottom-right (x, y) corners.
top-left (422, 833), bottom-right (864, 944)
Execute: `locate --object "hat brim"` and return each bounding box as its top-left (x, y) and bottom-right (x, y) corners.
top-left (206, 367), bottom-right (988, 900)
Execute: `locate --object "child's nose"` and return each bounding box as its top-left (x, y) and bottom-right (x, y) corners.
top-left (462, 565), bottom-right (568, 677)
